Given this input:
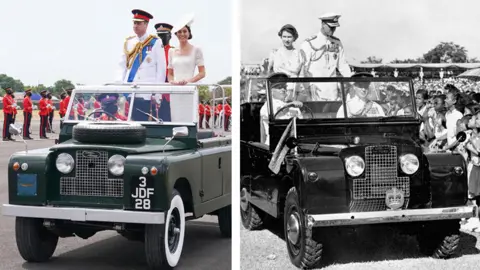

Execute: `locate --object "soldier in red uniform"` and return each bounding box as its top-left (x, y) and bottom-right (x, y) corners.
top-left (198, 101), bottom-right (205, 129)
top-left (38, 90), bottom-right (50, 139)
top-left (59, 92), bottom-right (67, 129)
top-left (215, 102), bottom-right (223, 128)
top-left (23, 89), bottom-right (33, 139)
top-left (77, 97), bottom-right (86, 120)
top-left (11, 93), bottom-right (18, 124)
top-left (224, 99), bottom-right (231, 132)
top-left (63, 88), bottom-right (75, 120)
top-left (2, 87), bottom-right (15, 141)
top-left (155, 22), bottom-right (174, 121)
top-left (98, 93), bottom-right (128, 121)
top-left (204, 102), bottom-right (211, 129)
top-left (46, 92), bottom-right (55, 133)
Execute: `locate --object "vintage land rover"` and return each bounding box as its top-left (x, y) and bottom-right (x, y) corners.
top-left (2, 83), bottom-right (232, 269)
top-left (240, 74), bottom-right (478, 269)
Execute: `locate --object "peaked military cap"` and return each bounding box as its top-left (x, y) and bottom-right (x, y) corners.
top-left (319, 12), bottom-right (341, 27)
top-left (132, 9), bottom-right (154, 22)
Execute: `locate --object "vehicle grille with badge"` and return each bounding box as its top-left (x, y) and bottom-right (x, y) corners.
top-left (60, 150), bottom-right (124, 197)
top-left (351, 145), bottom-right (410, 212)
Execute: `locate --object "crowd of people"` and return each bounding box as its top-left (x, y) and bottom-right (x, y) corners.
top-left (415, 83), bottom-right (480, 203)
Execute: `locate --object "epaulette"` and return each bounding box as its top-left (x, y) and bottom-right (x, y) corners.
top-left (125, 35), bottom-right (135, 41)
top-left (148, 34), bottom-right (158, 39)
top-left (305, 35), bottom-right (317, 42)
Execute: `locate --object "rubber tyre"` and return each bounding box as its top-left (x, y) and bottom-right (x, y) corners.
top-left (217, 205), bottom-right (232, 238)
top-left (145, 189), bottom-right (185, 269)
top-left (15, 217), bottom-right (59, 262)
top-left (72, 122), bottom-right (147, 144)
top-left (417, 220), bottom-right (460, 259)
top-left (284, 187), bottom-right (323, 269)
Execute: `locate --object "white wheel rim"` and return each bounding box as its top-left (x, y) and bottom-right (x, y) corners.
top-left (164, 194), bottom-right (185, 267)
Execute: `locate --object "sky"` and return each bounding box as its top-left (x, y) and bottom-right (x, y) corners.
top-left (241, 0), bottom-right (480, 65)
top-left (0, 0), bottom-right (232, 86)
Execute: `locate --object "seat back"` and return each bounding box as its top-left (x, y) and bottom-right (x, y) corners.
top-left (240, 102), bottom-right (264, 142)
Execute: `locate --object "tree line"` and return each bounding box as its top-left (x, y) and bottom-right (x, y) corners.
top-left (360, 42), bottom-right (480, 64)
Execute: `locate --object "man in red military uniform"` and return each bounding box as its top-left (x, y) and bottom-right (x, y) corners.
top-left (2, 87), bottom-right (15, 141)
top-left (155, 22), bottom-right (174, 121)
top-left (64, 88), bottom-right (75, 120)
top-left (46, 92), bottom-right (55, 133)
top-left (224, 99), bottom-right (231, 132)
top-left (23, 89), bottom-right (33, 139)
top-left (198, 101), bottom-right (205, 129)
top-left (38, 90), bottom-right (50, 139)
top-left (59, 92), bottom-right (67, 129)
top-left (215, 102), bottom-right (223, 128)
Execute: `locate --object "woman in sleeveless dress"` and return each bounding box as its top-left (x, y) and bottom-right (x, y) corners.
top-left (267, 24), bottom-right (306, 101)
top-left (168, 16), bottom-right (205, 85)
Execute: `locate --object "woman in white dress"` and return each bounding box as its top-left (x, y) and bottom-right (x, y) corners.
top-left (267, 24), bottom-right (306, 101)
top-left (168, 17), bottom-right (206, 85)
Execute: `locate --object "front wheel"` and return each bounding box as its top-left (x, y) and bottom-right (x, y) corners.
top-left (416, 220), bottom-right (460, 259)
top-left (145, 189), bottom-right (185, 269)
top-left (284, 187), bottom-right (323, 269)
top-left (217, 205), bottom-right (232, 238)
top-left (15, 217), bottom-right (59, 262)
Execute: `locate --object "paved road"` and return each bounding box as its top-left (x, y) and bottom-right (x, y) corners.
top-left (0, 128), bottom-right (231, 270)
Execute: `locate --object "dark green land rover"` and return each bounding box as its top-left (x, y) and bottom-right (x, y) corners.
top-left (2, 84), bottom-right (231, 269)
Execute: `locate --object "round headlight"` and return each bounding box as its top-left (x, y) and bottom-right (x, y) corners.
top-left (345, 155), bottom-right (365, 177)
top-left (108, 155), bottom-right (126, 176)
top-left (399, 154), bottom-right (419, 175)
top-left (56, 153), bottom-right (74, 174)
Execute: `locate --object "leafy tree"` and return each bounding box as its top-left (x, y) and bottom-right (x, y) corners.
top-left (361, 56), bottom-right (383, 64)
top-left (423, 42), bottom-right (468, 63)
top-left (53, 79), bottom-right (75, 95)
top-left (0, 74), bottom-right (25, 93)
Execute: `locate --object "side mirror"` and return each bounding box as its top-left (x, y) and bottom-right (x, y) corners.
top-left (173, 126), bottom-right (189, 137)
top-left (456, 131), bottom-right (467, 143)
top-left (285, 137), bottom-right (298, 149)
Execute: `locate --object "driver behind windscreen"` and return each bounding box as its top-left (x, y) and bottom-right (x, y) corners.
top-left (259, 72), bottom-right (303, 145)
top-left (97, 93), bottom-right (127, 121)
top-left (337, 72), bottom-right (385, 117)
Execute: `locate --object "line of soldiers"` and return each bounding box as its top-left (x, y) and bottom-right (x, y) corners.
top-left (2, 88), bottom-right (72, 141)
top-left (198, 99), bottom-right (231, 131)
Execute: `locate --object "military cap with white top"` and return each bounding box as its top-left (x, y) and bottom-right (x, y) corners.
top-left (319, 12), bottom-right (341, 27)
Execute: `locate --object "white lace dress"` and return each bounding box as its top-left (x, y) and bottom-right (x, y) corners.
top-left (168, 46), bottom-right (205, 82)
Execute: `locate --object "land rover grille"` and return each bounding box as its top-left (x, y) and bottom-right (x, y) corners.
top-left (60, 150), bottom-right (124, 197)
top-left (350, 145), bottom-right (410, 212)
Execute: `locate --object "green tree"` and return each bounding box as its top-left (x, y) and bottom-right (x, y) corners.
top-left (53, 79), bottom-right (75, 95)
top-left (0, 74), bottom-right (25, 93)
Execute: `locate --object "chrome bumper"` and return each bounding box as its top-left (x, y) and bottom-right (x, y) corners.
top-left (2, 204), bottom-right (165, 224)
top-left (307, 205), bottom-right (478, 228)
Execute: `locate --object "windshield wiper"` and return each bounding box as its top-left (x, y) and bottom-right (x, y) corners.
top-left (136, 108), bottom-right (164, 124)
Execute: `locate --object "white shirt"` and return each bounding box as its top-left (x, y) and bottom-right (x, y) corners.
top-left (168, 46), bottom-right (204, 82)
top-left (116, 32), bottom-right (166, 83)
top-left (259, 98), bottom-right (301, 145)
top-left (300, 33), bottom-right (352, 101)
top-left (445, 108), bottom-right (463, 146)
top-left (337, 96), bottom-right (385, 117)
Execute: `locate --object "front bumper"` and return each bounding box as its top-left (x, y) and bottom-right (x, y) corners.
top-left (2, 204), bottom-right (165, 224)
top-left (307, 205), bottom-right (478, 228)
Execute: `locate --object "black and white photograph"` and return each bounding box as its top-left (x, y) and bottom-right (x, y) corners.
top-left (240, 0), bottom-right (480, 269)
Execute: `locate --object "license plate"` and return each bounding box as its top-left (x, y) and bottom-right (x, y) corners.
top-left (130, 176), bottom-right (155, 210)
top-left (17, 174), bottom-right (37, 196)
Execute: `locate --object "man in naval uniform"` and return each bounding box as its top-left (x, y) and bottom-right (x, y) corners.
top-left (154, 22), bottom-right (174, 121)
top-left (300, 12), bottom-right (352, 101)
top-left (116, 9), bottom-right (166, 84)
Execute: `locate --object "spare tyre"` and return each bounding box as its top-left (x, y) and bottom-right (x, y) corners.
top-left (72, 122), bottom-right (147, 144)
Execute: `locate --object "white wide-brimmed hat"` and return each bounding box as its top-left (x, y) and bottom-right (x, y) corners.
top-left (171, 13), bottom-right (195, 34)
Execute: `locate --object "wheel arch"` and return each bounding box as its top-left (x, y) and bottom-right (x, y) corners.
top-left (173, 177), bottom-right (194, 214)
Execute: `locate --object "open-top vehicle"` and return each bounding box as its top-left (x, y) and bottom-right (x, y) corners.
top-left (2, 83), bottom-right (231, 269)
top-left (240, 74), bottom-right (478, 269)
